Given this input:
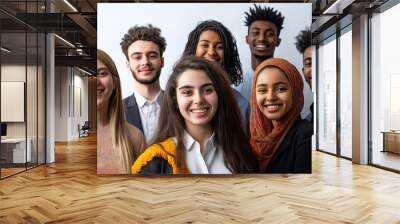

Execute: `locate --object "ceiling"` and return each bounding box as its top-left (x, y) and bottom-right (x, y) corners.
top-left (0, 0), bottom-right (390, 74)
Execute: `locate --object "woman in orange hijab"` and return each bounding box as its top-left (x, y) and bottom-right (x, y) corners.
top-left (250, 58), bottom-right (312, 173)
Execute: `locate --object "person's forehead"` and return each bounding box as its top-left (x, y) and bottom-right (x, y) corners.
top-left (250, 20), bottom-right (278, 30)
top-left (128, 40), bottom-right (160, 53)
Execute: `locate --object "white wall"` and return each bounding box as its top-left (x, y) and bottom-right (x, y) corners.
top-left (54, 67), bottom-right (89, 141)
top-left (98, 3), bottom-right (312, 105)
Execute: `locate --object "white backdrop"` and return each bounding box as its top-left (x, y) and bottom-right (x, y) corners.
top-left (98, 3), bottom-right (312, 116)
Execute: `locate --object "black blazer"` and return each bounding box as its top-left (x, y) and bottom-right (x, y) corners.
top-left (264, 117), bottom-right (313, 173)
top-left (140, 158), bottom-right (173, 175)
top-left (123, 91), bottom-right (164, 133)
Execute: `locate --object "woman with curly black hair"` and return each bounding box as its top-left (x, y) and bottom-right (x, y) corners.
top-left (182, 20), bottom-right (250, 135)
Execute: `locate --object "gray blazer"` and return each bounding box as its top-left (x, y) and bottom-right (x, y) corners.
top-left (123, 91), bottom-right (164, 133)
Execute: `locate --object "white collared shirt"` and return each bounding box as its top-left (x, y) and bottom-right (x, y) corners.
top-left (132, 89), bottom-right (162, 145)
top-left (175, 131), bottom-right (231, 174)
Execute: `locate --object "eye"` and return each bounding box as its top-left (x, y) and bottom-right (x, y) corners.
top-left (148, 53), bottom-right (159, 59)
top-left (200, 43), bottom-right (209, 48)
top-left (251, 31), bottom-right (260, 36)
top-left (203, 86), bottom-right (215, 94)
top-left (257, 88), bottom-right (267, 94)
top-left (276, 85), bottom-right (288, 92)
top-left (97, 69), bottom-right (110, 77)
top-left (132, 55), bottom-right (141, 61)
top-left (180, 89), bottom-right (192, 96)
top-left (266, 31), bottom-right (275, 38)
top-left (216, 45), bottom-right (224, 50)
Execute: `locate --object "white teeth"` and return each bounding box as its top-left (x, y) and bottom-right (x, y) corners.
top-left (266, 105), bottom-right (279, 110)
top-left (256, 45), bottom-right (266, 48)
top-left (191, 108), bottom-right (207, 112)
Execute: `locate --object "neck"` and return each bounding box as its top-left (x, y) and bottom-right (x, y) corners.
top-left (271, 120), bottom-right (279, 129)
top-left (186, 124), bottom-right (213, 152)
top-left (251, 54), bottom-right (272, 71)
top-left (133, 81), bottom-right (161, 101)
top-left (97, 103), bottom-right (109, 127)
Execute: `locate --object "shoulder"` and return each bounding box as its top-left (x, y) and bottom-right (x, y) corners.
top-left (131, 138), bottom-right (177, 174)
top-left (127, 123), bottom-right (144, 138)
top-left (288, 118), bottom-right (313, 142)
top-left (126, 123), bottom-right (146, 149)
top-left (123, 93), bottom-right (136, 107)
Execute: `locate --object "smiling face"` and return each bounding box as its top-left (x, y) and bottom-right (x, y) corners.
top-left (126, 40), bottom-right (164, 85)
top-left (176, 69), bottom-right (218, 132)
top-left (195, 30), bottom-right (224, 65)
top-left (302, 46), bottom-right (312, 88)
top-left (255, 67), bottom-right (293, 127)
top-left (246, 20), bottom-right (281, 61)
top-left (97, 59), bottom-right (114, 108)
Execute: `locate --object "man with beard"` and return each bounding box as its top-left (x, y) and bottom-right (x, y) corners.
top-left (120, 24), bottom-right (166, 144)
top-left (236, 4), bottom-right (284, 102)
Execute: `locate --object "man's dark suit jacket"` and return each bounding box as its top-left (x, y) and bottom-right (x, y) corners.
top-left (122, 91), bottom-right (164, 134)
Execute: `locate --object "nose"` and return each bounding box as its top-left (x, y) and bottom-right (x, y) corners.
top-left (207, 46), bottom-right (218, 57)
top-left (140, 55), bottom-right (150, 65)
top-left (266, 89), bottom-right (277, 101)
top-left (257, 32), bottom-right (266, 43)
top-left (193, 90), bottom-right (204, 104)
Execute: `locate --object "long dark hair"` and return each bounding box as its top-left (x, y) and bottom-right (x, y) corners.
top-left (182, 20), bottom-right (243, 87)
top-left (151, 56), bottom-right (258, 173)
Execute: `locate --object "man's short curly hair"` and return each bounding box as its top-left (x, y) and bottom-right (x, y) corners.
top-left (295, 28), bottom-right (311, 54)
top-left (120, 24), bottom-right (167, 60)
top-left (244, 4), bottom-right (285, 36)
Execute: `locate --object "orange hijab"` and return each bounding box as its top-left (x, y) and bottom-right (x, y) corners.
top-left (250, 58), bottom-right (304, 172)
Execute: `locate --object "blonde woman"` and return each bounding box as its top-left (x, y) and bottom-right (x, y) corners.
top-left (97, 49), bottom-right (145, 174)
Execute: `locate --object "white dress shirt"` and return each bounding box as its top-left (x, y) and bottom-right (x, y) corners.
top-left (133, 89), bottom-right (162, 144)
top-left (175, 131), bottom-right (231, 174)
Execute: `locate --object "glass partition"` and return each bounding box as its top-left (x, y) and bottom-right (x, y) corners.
top-left (0, 1), bottom-right (46, 179)
top-left (317, 35), bottom-right (337, 155)
top-left (370, 3), bottom-right (400, 171)
top-left (339, 27), bottom-right (352, 159)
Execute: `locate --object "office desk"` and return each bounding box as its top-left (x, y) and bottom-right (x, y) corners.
top-left (382, 131), bottom-right (400, 154)
top-left (1, 138), bottom-right (31, 163)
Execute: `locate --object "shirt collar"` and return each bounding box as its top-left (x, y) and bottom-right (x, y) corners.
top-left (183, 130), bottom-right (216, 153)
top-left (132, 89), bottom-right (162, 108)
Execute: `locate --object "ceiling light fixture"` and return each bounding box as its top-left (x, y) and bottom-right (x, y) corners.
top-left (54, 34), bottom-right (75, 48)
top-left (78, 67), bottom-right (93, 76)
top-left (1, 47), bottom-right (11, 53)
top-left (323, 0), bottom-right (355, 15)
top-left (63, 0), bottom-right (78, 12)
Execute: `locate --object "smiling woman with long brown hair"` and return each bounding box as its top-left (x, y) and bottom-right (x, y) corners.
top-left (132, 56), bottom-right (258, 174)
top-left (97, 49), bottom-right (145, 174)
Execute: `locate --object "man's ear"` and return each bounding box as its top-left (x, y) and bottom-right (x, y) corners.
top-left (161, 57), bottom-right (164, 68)
top-left (246, 35), bottom-right (250, 45)
top-left (276, 38), bottom-right (281, 47)
top-left (126, 60), bottom-right (130, 70)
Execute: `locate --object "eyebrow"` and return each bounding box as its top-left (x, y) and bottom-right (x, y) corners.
top-left (251, 27), bottom-right (275, 32)
top-left (256, 82), bottom-right (288, 87)
top-left (97, 68), bottom-right (107, 73)
top-left (178, 83), bottom-right (214, 90)
top-left (198, 40), bottom-right (223, 44)
top-left (129, 51), bottom-right (159, 57)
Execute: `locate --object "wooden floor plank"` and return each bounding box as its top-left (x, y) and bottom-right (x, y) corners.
top-left (0, 134), bottom-right (400, 223)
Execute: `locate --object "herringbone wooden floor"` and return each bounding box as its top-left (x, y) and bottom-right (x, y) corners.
top-left (1, 134), bottom-right (400, 223)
